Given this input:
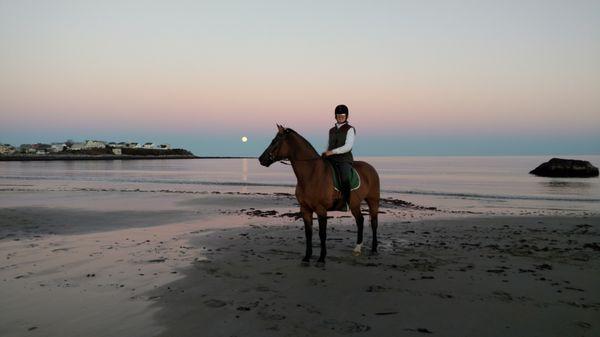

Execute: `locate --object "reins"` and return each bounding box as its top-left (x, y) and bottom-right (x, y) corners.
top-left (278, 156), bottom-right (322, 166)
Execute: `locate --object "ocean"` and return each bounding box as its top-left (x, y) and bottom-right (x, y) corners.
top-left (1, 156), bottom-right (599, 215)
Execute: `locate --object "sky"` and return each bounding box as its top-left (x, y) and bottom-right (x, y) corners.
top-left (1, 0), bottom-right (599, 156)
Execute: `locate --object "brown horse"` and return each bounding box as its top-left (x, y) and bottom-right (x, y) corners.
top-left (259, 124), bottom-right (380, 265)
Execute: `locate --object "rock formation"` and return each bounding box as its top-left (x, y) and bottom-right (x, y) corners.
top-left (530, 158), bottom-right (599, 178)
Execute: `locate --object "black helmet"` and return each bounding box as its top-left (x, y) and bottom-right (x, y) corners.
top-left (335, 104), bottom-right (348, 116)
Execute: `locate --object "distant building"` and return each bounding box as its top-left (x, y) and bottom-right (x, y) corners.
top-left (32, 143), bottom-right (51, 154)
top-left (19, 144), bottom-right (34, 154)
top-left (84, 140), bottom-right (106, 149)
top-left (69, 143), bottom-right (85, 151)
top-left (0, 144), bottom-right (16, 155)
top-left (7, 140), bottom-right (181, 155)
top-left (50, 143), bottom-right (66, 153)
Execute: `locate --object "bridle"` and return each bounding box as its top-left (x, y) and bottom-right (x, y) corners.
top-left (268, 131), bottom-right (321, 166)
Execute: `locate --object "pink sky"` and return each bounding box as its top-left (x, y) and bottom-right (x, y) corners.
top-left (1, 1), bottom-right (599, 154)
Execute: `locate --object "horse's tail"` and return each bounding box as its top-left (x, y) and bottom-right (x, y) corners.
top-left (355, 161), bottom-right (380, 251)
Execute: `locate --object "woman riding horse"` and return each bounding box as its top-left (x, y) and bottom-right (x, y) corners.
top-left (258, 106), bottom-right (380, 266)
top-left (322, 104), bottom-right (355, 212)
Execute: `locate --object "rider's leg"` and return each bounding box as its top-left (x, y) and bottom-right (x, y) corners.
top-left (338, 162), bottom-right (352, 206)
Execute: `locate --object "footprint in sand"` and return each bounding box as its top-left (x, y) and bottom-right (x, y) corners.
top-left (574, 321), bottom-right (591, 329)
top-left (51, 247), bottom-right (70, 253)
top-left (257, 310), bottom-right (286, 321)
top-left (204, 299), bottom-right (229, 308)
top-left (308, 278), bottom-right (327, 287)
top-left (365, 285), bottom-right (389, 292)
top-left (320, 319), bottom-right (371, 334)
top-left (296, 303), bottom-right (321, 314)
top-left (255, 285), bottom-right (274, 292)
top-left (492, 290), bottom-right (513, 302)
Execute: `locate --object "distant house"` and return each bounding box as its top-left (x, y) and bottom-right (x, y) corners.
top-left (50, 143), bottom-right (66, 153)
top-left (108, 142), bottom-right (117, 147)
top-left (84, 140), bottom-right (106, 149)
top-left (112, 148), bottom-right (122, 155)
top-left (69, 143), bottom-right (85, 151)
top-left (116, 142), bottom-right (127, 148)
top-left (32, 143), bottom-right (51, 154)
top-left (143, 142), bottom-right (156, 149)
top-left (19, 144), bottom-right (34, 154)
top-left (158, 144), bottom-right (171, 150)
top-left (18, 144), bottom-right (49, 154)
top-left (0, 144), bottom-right (16, 155)
top-left (126, 142), bottom-right (139, 149)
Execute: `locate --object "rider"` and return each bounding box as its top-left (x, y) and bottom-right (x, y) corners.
top-left (322, 104), bottom-right (355, 209)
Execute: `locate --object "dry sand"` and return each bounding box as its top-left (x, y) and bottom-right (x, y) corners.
top-left (1, 191), bottom-right (599, 337)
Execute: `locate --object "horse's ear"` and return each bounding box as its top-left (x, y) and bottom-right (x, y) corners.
top-left (277, 124), bottom-right (284, 133)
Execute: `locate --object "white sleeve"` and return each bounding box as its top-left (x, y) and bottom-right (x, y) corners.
top-left (331, 128), bottom-right (355, 154)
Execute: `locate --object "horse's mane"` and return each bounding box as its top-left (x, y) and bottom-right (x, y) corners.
top-left (286, 128), bottom-right (320, 157)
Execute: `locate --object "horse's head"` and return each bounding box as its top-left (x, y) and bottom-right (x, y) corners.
top-left (259, 124), bottom-right (293, 167)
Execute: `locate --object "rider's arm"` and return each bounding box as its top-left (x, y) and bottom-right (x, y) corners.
top-left (331, 128), bottom-right (355, 154)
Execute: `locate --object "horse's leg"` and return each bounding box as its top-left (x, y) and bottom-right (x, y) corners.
top-left (366, 197), bottom-right (379, 253)
top-left (317, 215), bottom-right (327, 264)
top-left (301, 206), bottom-right (313, 264)
top-left (350, 204), bottom-right (364, 256)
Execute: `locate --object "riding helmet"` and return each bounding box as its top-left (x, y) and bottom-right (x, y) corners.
top-left (335, 104), bottom-right (348, 116)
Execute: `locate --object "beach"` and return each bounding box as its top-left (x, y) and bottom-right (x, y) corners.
top-left (1, 188), bottom-right (599, 337)
top-left (3, 0), bottom-right (600, 335)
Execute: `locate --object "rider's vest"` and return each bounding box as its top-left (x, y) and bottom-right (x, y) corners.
top-left (327, 123), bottom-right (355, 163)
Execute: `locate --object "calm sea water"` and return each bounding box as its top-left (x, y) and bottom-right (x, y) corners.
top-left (1, 156), bottom-right (599, 214)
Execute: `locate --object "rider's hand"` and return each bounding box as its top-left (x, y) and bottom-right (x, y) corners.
top-left (322, 150), bottom-right (334, 157)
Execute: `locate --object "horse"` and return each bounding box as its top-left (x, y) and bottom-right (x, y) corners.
top-left (258, 124), bottom-right (380, 265)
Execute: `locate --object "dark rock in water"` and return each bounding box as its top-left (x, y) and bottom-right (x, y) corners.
top-left (530, 158), bottom-right (599, 178)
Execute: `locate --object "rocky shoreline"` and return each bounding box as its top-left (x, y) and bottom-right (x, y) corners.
top-left (0, 154), bottom-right (199, 161)
top-left (0, 155), bottom-right (261, 161)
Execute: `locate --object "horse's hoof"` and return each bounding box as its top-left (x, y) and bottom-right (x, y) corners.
top-left (315, 260), bottom-right (326, 268)
top-left (301, 259), bottom-right (310, 266)
top-left (352, 243), bottom-right (363, 256)
top-left (370, 250), bottom-right (379, 256)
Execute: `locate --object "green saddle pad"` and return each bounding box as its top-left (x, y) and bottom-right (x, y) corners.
top-left (330, 164), bottom-right (361, 191)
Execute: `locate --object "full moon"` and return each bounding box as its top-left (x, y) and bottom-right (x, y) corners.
top-left (241, 136), bottom-right (248, 143)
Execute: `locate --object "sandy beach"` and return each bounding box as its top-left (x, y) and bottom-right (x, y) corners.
top-left (1, 189), bottom-right (598, 337)
top-left (3, 0), bottom-right (600, 335)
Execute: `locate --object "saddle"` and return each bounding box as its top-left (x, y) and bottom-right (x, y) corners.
top-left (325, 160), bottom-right (361, 211)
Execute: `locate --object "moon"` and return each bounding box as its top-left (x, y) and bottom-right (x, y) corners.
top-left (241, 136), bottom-right (248, 143)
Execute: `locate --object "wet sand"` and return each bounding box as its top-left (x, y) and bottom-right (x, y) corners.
top-left (1, 191), bottom-right (599, 337)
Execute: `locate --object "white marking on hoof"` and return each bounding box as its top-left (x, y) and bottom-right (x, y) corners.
top-left (352, 243), bottom-right (362, 256)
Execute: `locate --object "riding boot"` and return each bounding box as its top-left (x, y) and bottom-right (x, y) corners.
top-left (336, 161), bottom-right (352, 212)
top-left (341, 182), bottom-right (350, 211)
